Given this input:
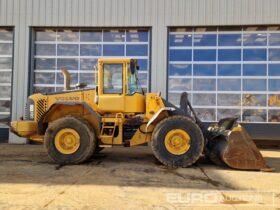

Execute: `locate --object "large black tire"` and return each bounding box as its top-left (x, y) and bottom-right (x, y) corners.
top-left (151, 116), bottom-right (204, 167)
top-left (44, 116), bottom-right (96, 164)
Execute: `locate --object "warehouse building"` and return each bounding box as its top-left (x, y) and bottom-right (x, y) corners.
top-left (0, 0), bottom-right (280, 143)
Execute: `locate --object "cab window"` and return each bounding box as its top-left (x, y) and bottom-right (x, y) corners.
top-left (103, 64), bottom-right (123, 94)
top-left (127, 64), bottom-right (142, 95)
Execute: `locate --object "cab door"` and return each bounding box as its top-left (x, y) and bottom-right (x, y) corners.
top-left (98, 61), bottom-right (125, 112)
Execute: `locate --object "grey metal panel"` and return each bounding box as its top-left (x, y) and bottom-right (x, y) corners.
top-left (92, 0), bottom-right (100, 26)
top-left (13, 0), bottom-right (29, 125)
top-left (58, 0), bottom-right (65, 25)
top-left (0, 0), bottom-right (279, 142)
top-left (45, 0), bottom-right (53, 26)
top-left (0, 0), bottom-right (279, 26)
top-left (0, 0), bottom-right (7, 25)
top-left (32, 0), bottom-right (39, 26)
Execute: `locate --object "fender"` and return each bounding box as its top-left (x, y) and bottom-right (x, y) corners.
top-left (40, 102), bottom-right (101, 135)
top-left (146, 107), bottom-right (175, 130)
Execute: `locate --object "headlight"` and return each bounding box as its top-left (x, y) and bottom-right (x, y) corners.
top-left (24, 99), bottom-right (34, 120)
top-left (29, 104), bottom-right (34, 120)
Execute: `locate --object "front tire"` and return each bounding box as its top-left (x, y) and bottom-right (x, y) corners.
top-left (151, 116), bottom-right (204, 167)
top-left (44, 116), bottom-right (96, 164)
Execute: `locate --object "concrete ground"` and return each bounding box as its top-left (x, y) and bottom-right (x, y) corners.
top-left (0, 144), bottom-right (279, 210)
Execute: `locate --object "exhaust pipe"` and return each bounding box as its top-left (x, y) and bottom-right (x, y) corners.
top-left (61, 67), bottom-right (71, 91)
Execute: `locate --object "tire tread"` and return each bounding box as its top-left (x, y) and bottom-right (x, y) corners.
top-left (151, 115), bottom-right (204, 167)
top-left (44, 116), bottom-right (96, 164)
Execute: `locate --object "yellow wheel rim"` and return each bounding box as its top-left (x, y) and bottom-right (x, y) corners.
top-left (164, 129), bottom-right (191, 155)
top-left (54, 128), bottom-right (80, 155)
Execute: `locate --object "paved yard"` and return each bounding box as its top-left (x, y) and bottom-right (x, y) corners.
top-left (0, 144), bottom-right (279, 210)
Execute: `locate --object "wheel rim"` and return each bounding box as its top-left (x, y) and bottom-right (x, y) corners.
top-left (54, 128), bottom-right (81, 155)
top-left (164, 129), bottom-right (191, 155)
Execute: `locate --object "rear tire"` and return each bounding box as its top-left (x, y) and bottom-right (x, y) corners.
top-left (151, 116), bottom-right (204, 167)
top-left (44, 116), bottom-right (96, 164)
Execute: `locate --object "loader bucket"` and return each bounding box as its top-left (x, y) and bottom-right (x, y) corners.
top-left (207, 124), bottom-right (271, 171)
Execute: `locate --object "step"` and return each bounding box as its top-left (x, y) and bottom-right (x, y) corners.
top-left (102, 126), bottom-right (115, 129)
top-left (100, 135), bottom-right (114, 138)
top-left (99, 144), bottom-right (112, 148)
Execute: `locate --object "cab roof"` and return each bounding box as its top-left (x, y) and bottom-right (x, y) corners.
top-left (98, 58), bottom-right (132, 63)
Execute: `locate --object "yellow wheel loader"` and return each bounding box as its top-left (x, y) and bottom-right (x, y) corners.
top-left (11, 58), bottom-right (271, 170)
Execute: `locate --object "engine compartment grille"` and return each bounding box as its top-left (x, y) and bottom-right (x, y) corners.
top-left (36, 99), bottom-right (47, 121)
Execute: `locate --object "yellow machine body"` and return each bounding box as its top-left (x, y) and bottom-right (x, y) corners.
top-left (11, 58), bottom-right (164, 147)
top-left (10, 121), bottom-right (37, 137)
top-left (10, 57), bottom-right (270, 171)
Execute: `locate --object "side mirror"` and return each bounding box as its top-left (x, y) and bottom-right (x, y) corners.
top-left (130, 59), bottom-right (136, 74)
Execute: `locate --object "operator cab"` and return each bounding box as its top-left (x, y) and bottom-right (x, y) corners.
top-left (97, 58), bottom-right (145, 113)
top-left (103, 59), bottom-right (143, 95)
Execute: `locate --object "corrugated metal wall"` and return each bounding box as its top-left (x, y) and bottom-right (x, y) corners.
top-left (0, 0), bottom-right (279, 142)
